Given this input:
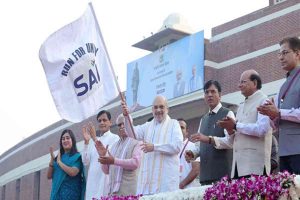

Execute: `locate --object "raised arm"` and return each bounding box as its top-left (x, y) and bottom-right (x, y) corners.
top-left (122, 101), bottom-right (147, 141)
top-left (47, 146), bottom-right (55, 180)
top-left (81, 125), bottom-right (91, 166)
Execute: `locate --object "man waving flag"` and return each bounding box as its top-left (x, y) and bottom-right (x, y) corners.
top-left (39, 3), bottom-right (119, 122)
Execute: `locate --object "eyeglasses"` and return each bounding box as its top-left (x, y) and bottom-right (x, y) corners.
top-left (278, 50), bottom-right (292, 57)
top-left (239, 79), bottom-right (250, 85)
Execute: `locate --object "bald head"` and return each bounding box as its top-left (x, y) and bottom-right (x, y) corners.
top-left (152, 95), bottom-right (168, 107)
top-left (240, 69), bottom-right (259, 78)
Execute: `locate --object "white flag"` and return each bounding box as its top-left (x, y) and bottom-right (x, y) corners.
top-left (39, 4), bottom-right (119, 122)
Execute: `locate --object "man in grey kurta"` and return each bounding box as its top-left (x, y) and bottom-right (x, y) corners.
top-left (258, 37), bottom-right (300, 174)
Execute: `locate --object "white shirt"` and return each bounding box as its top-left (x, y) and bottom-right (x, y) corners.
top-left (125, 115), bottom-right (183, 195)
top-left (179, 139), bottom-right (200, 188)
top-left (192, 103), bottom-right (235, 155)
top-left (274, 94), bottom-right (300, 123)
top-left (81, 130), bottom-right (119, 200)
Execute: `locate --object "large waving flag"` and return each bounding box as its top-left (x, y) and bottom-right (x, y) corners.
top-left (39, 3), bottom-right (119, 122)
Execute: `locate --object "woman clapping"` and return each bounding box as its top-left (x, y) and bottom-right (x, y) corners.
top-left (47, 129), bottom-right (85, 200)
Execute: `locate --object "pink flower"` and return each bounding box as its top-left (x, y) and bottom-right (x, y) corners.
top-left (203, 171), bottom-right (295, 200)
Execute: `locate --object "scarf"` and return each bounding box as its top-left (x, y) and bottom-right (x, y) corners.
top-left (50, 152), bottom-right (85, 200)
top-left (108, 137), bottom-right (132, 193)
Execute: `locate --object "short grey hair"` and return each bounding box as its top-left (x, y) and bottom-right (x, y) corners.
top-left (152, 95), bottom-right (168, 108)
top-left (115, 114), bottom-right (132, 125)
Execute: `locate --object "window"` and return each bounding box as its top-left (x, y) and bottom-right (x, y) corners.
top-left (274, 0), bottom-right (286, 5)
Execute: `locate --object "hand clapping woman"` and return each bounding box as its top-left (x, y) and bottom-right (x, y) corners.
top-left (47, 129), bottom-right (85, 200)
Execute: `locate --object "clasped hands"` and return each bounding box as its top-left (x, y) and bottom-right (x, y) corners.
top-left (95, 140), bottom-right (115, 165)
top-left (49, 146), bottom-right (62, 166)
top-left (216, 116), bottom-right (236, 135)
top-left (257, 98), bottom-right (280, 120)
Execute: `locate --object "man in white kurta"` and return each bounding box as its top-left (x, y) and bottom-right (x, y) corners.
top-left (81, 110), bottom-right (119, 200)
top-left (178, 119), bottom-right (200, 189)
top-left (122, 95), bottom-right (183, 195)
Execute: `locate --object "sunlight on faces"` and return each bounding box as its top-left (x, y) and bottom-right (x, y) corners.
top-left (238, 71), bottom-right (257, 97)
top-left (152, 96), bottom-right (168, 123)
top-left (61, 132), bottom-right (72, 152)
top-left (204, 84), bottom-right (221, 109)
top-left (279, 42), bottom-right (300, 72)
top-left (97, 113), bottom-right (112, 134)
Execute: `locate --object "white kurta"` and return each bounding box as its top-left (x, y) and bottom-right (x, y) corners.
top-left (179, 139), bottom-right (200, 188)
top-left (81, 131), bottom-right (119, 200)
top-left (126, 115), bottom-right (183, 195)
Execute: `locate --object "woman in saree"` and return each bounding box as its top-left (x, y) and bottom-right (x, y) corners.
top-left (47, 129), bottom-right (85, 200)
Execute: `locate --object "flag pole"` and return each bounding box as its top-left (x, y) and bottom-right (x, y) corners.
top-left (89, 2), bottom-right (137, 139)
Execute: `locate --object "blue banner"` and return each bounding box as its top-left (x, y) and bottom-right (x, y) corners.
top-left (126, 31), bottom-right (204, 110)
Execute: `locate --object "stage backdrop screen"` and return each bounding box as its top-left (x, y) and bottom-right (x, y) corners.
top-left (126, 31), bottom-right (204, 111)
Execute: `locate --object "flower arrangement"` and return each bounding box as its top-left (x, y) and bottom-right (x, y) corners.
top-left (92, 173), bottom-right (300, 200)
top-left (92, 194), bottom-right (142, 200)
top-left (140, 186), bottom-right (210, 200)
top-left (203, 171), bottom-right (296, 200)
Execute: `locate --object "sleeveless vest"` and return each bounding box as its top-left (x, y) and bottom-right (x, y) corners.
top-left (110, 138), bottom-right (140, 196)
top-left (277, 66), bottom-right (300, 156)
top-left (233, 90), bottom-right (272, 177)
top-left (199, 107), bottom-right (233, 183)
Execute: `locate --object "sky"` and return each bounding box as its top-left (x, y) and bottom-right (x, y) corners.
top-left (0, 0), bottom-right (268, 155)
